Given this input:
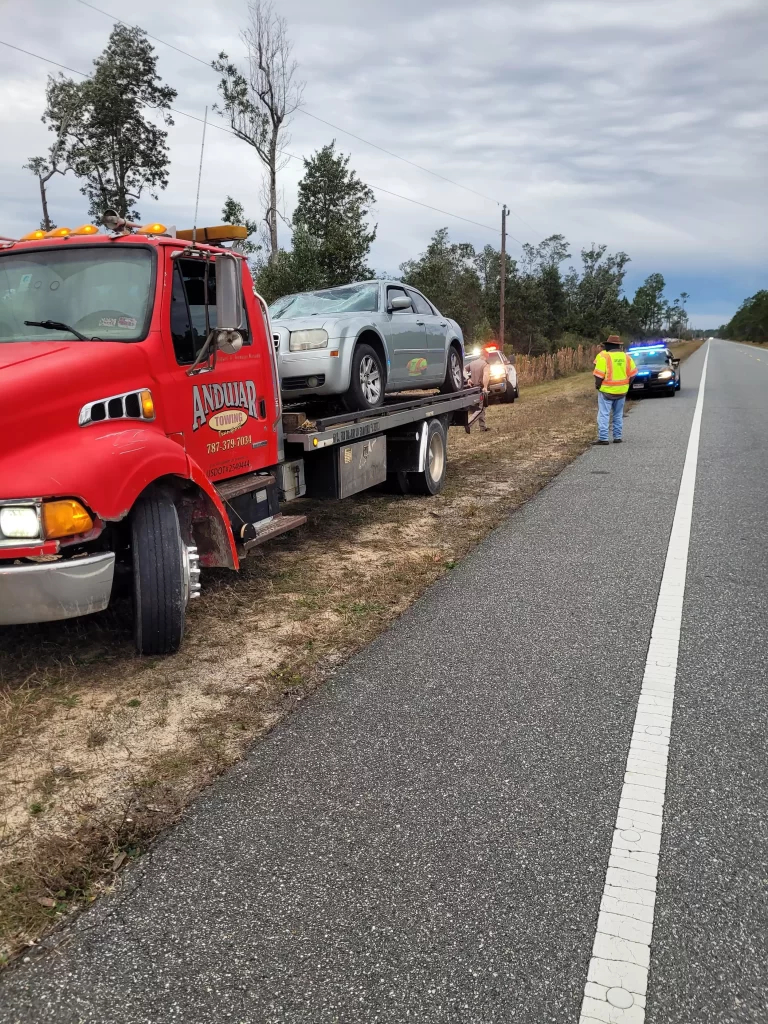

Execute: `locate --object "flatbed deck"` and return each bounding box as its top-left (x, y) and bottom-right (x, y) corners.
top-left (283, 388), bottom-right (482, 451)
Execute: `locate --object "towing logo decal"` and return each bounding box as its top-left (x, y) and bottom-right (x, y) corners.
top-left (192, 380), bottom-right (258, 432)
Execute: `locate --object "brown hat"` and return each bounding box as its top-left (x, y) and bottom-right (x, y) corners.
top-left (606, 334), bottom-right (621, 343)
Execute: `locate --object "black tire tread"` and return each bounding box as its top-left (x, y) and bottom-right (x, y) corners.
top-left (132, 496), bottom-right (185, 655)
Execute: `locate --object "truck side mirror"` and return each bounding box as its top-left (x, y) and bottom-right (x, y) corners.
top-left (215, 253), bottom-right (244, 330)
top-left (214, 253), bottom-right (244, 353)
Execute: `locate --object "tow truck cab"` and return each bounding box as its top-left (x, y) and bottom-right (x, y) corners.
top-left (0, 222), bottom-right (479, 654)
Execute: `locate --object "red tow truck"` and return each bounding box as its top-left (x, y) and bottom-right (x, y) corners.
top-left (0, 215), bottom-right (479, 654)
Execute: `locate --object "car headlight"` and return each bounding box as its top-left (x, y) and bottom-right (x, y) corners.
top-left (489, 365), bottom-right (506, 380)
top-left (289, 329), bottom-right (328, 352)
top-left (658, 369), bottom-right (673, 379)
top-left (0, 505), bottom-right (40, 540)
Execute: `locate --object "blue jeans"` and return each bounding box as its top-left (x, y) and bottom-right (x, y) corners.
top-left (597, 392), bottom-right (626, 441)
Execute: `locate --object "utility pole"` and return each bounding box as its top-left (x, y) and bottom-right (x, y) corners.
top-left (499, 204), bottom-right (507, 350)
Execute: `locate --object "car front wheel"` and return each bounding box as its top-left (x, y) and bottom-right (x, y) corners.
top-left (343, 343), bottom-right (385, 411)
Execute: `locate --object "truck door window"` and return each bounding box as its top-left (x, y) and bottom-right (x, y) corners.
top-left (170, 258), bottom-right (250, 366)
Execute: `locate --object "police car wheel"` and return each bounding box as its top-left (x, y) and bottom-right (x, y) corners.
top-left (131, 495), bottom-right (186, 656)
top-left (408, 419), bottom-right (447, 495)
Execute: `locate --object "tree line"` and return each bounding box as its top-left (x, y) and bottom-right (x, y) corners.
top-left (24, 5), bottom-right (696, 354)
top-left (719, 292), bottom-right (768, 344)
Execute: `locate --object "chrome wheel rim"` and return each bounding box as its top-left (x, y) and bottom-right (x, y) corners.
top-left (360, 355), bottom-right (382, 405)
top-left (428, 431), bottom-right (445, 482)
top-left (182, 544), bottom-right (201, 606)
top-left (450, 350), bottom-right (463, 389)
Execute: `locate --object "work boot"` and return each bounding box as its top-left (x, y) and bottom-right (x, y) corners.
top-left (613, 438), bottom-right (623, 444)
top-left (592, 440), bottom-right (609, 446)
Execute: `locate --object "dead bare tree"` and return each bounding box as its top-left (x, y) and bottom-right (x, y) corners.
top-left (24, 118), bottom-right (72, 231)
top-left (213, 0), bottom-right (304, 261)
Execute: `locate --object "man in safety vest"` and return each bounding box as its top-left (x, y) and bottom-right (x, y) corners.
top-left (593, 334), bottom-right (637, 444)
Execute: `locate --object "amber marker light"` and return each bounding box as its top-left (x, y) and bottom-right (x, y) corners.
top-left (42, 500), bottom-right (93, 539)
top-left (139, 390), bottom-right (155, 419)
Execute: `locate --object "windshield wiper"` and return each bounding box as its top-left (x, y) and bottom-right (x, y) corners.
top-left (24, 319), bottom-right (89, 341)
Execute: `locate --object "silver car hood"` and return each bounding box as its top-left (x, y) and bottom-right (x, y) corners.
top-left (271, 314), bottom-right (354, 333)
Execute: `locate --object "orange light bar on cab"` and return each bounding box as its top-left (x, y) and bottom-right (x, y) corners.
top-left (72, 223), bottom-right (100, 236)
top-left (21, 229), bottom-right (47, 241)
top-left (45, 227), bottom-right (72, 238)
top-left (137, 222), bottom-right (167, 235)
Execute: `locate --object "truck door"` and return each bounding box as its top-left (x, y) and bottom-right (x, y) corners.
top-left (160, 254), bottom-right (277, 483)
top-left (385, 285), bottom-right (427, 387)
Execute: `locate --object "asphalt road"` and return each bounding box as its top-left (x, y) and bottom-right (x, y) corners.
top-left (2, 340), bottom-right (765, 1023)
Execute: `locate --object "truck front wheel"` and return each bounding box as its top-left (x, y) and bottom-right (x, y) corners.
top-left (131, 495), bottom-right (195, 655)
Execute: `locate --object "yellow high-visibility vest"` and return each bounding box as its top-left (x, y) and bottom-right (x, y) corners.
top-left (594, 350), bottom-right (637, 395)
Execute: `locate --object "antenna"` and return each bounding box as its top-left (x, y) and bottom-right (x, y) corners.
top-left (192, 105), bottom-right (208, 246)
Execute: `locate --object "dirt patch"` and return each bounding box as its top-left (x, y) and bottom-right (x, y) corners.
top-left (0, 351), bottom-right (701, 961)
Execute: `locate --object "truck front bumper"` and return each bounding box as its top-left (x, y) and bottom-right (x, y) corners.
top-left (0, 552), bottom-right (115, 625)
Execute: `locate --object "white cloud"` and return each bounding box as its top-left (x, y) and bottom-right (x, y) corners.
top-left (0, 0), bottom-right (765, 320)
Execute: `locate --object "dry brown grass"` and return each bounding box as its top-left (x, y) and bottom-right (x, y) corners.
top-left (0, 347), bottom-right (702, 961)
top-left (516, 344), bottom-right (602, 385)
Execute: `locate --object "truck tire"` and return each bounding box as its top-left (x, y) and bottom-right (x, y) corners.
top-left (439, 344), bottom-right (464, 394)
top-left (408, 418), bottom-right (447, 495)
top-left (343, 343), bottom-right (385, 411)
top-left (131, 495), bottom-right (186, 655)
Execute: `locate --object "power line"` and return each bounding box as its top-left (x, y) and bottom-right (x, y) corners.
top-left (1, 37), bottom-right (508, 238)
top-left (73, 0), bottom-right (540, 232)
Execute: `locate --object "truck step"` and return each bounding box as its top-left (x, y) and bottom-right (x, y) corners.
top-left (239, 513), bottom-right (307, 554)
top-left (216, 472), bottom-right (276, 502)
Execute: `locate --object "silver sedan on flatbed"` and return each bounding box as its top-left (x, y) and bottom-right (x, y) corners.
top-left (269, 280), bottom-right (465, 411)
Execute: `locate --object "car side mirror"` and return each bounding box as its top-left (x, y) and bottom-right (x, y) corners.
top-left (389, 295), bottom-right (412, 312)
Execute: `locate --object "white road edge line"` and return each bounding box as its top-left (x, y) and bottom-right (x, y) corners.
top-left (579, 342), bottom-right (710, 1023)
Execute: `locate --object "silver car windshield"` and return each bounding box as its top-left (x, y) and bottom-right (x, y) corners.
top-left (0, 246), bottom-right (153, 342)
top-left (270, 282), bottom-right (379, 319)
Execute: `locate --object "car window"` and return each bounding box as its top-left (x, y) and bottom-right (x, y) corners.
top-left (387, 286), bottom-right (411, 315)
top-left (408, 290), bottom-right (433, 316)
top-left (170, 258), bottom-right (250, 366)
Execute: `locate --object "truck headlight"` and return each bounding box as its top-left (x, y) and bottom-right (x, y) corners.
top-left (0, 506), bottom-right (40, 539)
top-left (43, 500), bottom-right (93, 539)
top-left (489, 365), bottom-right (506, 380)
top-left (289, 329), bottom-right (328, 352)
top-left (658, 369), bottom-right (673, 379)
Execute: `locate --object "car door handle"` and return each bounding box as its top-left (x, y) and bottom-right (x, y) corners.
top-left (416, 320), bottom-right (425, 325)
top-left (440, 321), bottom-right (447, 326)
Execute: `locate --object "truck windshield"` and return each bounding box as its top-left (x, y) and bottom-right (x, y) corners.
top-left (0, 247), bottom-right (152, 343)
top-left (269, 282), bottom-right (379, 319)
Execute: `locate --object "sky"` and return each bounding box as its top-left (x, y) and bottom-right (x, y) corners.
top-left (0, 0), bottom-right (766, 328)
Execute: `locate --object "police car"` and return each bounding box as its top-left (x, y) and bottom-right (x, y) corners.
top-left (627, 343), bottom-right (681, 397)
top-left (465, 344), bottom-right (518, 403)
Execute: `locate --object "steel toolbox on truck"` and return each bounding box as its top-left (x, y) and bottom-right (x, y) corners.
top-left (0, 215), bottom-right (480, 656)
